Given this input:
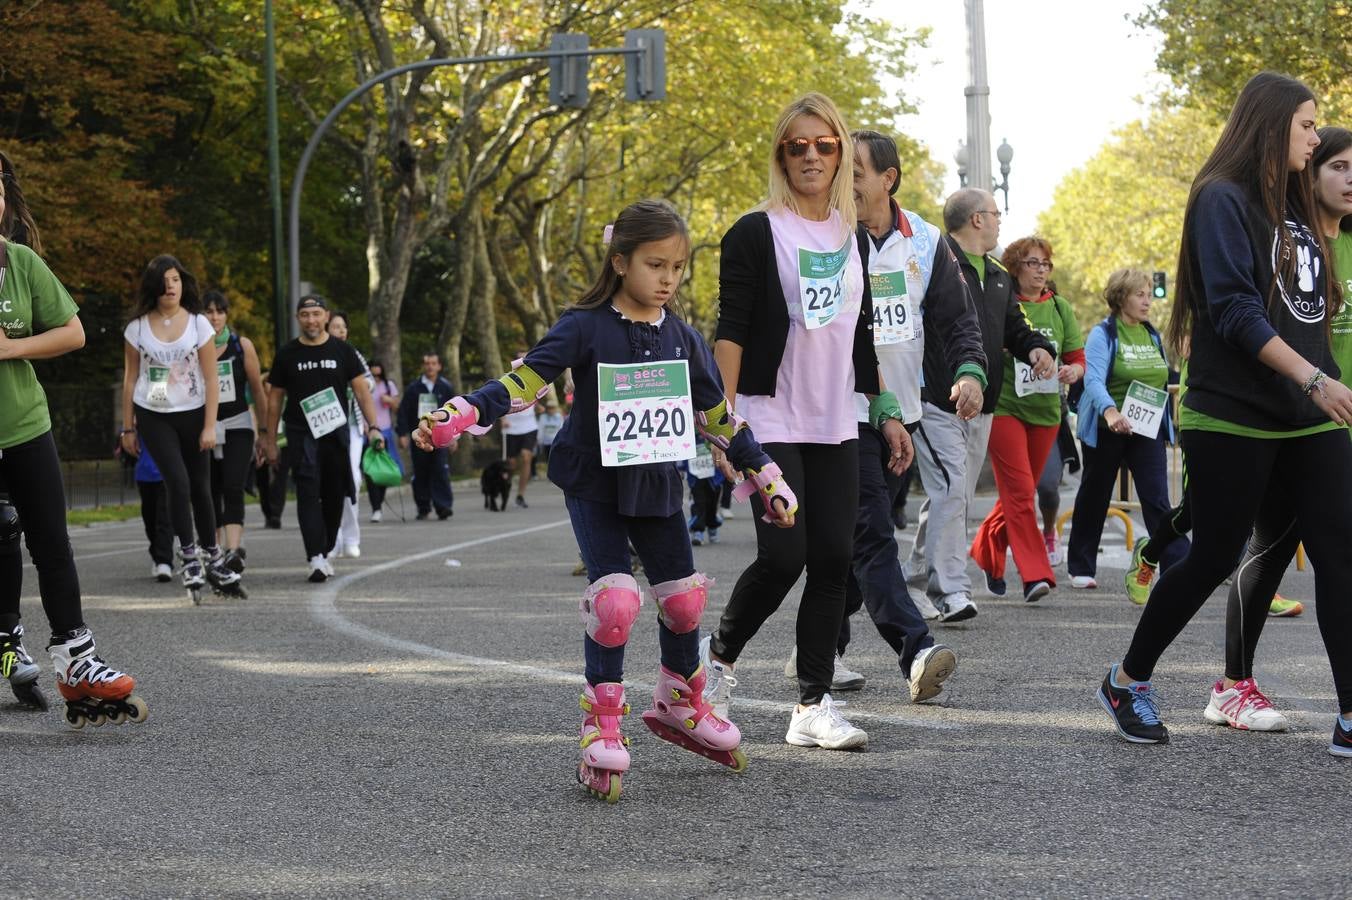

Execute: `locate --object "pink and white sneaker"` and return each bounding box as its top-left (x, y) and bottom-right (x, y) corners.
top-left (1203, 678), bottom-right (1289, 732)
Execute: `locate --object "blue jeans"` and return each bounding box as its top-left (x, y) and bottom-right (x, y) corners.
top-left (566, 494), bottom-right (699, 685)
top-left (842, 425), bottom-right (933, 673)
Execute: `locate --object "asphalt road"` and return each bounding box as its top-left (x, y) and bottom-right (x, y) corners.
top-left (2, 479), bottom-right (1347, 898)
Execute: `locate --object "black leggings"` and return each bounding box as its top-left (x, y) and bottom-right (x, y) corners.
top-left (210, 429), bottom-right (255, 528)
top-left (135, 405), bottom-right (216, 551)
top-left (287, 434), bottom-right (352, 559)
top-left (1225, 491), bottom-right (1302, 682)
top-left (711, 440), bottom-right (859, 705)
top-left (0, 431), bottom-right (84, 635)
top-left (1123, 428), bottom-right (1352, 710)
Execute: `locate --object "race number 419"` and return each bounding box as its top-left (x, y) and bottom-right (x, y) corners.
top-left (597, 361), bottom-right (695, 468)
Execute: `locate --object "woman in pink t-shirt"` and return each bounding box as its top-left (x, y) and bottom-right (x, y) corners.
top-left (700, 92), bottom-right (913, 751)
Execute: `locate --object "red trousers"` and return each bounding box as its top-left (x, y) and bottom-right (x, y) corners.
top-left (970, 414), bottom-right (1058, 587)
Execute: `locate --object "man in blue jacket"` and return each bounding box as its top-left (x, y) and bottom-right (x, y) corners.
top-left (397, 351), bottom-right (457, 520)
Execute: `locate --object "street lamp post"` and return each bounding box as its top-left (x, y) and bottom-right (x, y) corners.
top-left (994, 138), bottom-right (1014, 212)
top-left (954, 138), bottom-right (1012, 209)
top-left (963, 0), bottom-right (992, 196)
top-left (954, 142), bottom-right (970, 188)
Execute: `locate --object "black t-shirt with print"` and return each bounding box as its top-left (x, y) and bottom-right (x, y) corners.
top-left (269, 336), bottom-right (366, 437)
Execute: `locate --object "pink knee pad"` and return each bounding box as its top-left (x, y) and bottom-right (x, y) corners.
top-left (581, 573), bottom-right (643, 648)
top-left (650, 573), bottom-right (712, 635)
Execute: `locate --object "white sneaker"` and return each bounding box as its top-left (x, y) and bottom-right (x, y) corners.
top-left (782, 646), bottom-right (865, 691)
top-left (698, 635), bottom-right (737, 720)
top-left (909, 644), bottom-right (956, 702)
top-left (1070, 575), bottom-right (1098, 589)
top-left (784, 693), bottom-right (868, 750)
top-left (307, 555), bottom-right (329, 583)
top-left (938, 593), bottom-right (978, 623)
top-left (911, 591), bottom-right (942, 621)
top-left (369, 509), bottom-right (383, 523)
top-left (344, 543), bottom-right (361, 559)
top-left (832, 653), bottom-right (865, 691)
top-left (721, 508), bottom-right (735, 519)
top-left (329, 545), bottom-right (344, 559)
top-left (322, 555), bottom-right (335, 576)
top-left (1203, 678), bottom-right (1289, 731)
top-left (152, 563), bottom-right (173, 583)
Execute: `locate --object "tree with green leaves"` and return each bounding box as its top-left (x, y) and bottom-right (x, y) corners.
top-left (1037, 105), bottom-right (1218, 326)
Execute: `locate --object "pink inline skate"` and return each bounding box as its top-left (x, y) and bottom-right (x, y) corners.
top-left (577, 682), bottom-right (630, 803)
top-left (642, 665), bottom-right (747, 772)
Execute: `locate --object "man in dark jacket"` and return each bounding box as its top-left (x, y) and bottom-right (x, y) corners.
top-left (397, 351), bottom-right (457, 520)
top-left (905, 188), bottom-right (1055, 622)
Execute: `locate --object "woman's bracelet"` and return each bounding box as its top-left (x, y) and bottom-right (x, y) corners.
top-left (119, 427), bottom-right (136, 436)
top-left (1303, 368), bottom-right (1328, 397)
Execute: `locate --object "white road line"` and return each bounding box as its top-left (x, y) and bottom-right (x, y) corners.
top-left (310, 519), bottom-right (958, 732)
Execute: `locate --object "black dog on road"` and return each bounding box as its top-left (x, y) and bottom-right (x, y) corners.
top-left (481, 459), bottom-right (512, 511)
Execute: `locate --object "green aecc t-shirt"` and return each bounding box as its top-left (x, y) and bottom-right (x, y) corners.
top-left (1106, 320), bottom-right (1169, 409)
top-left (995, 293), bottom-right (1083, 426)
top-left (0, 242), bottom-right (80, 450)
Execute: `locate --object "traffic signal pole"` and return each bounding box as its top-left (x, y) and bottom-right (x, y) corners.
top-left (285, 33), bottom-right (663, 320)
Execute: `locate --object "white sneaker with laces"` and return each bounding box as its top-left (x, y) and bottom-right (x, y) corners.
top-left (938, 593), bottom-right (978, 623)
top-left (698, 635), bottom-right (737, 720)
top-left (307, 555), bottom-right (329, 583)
top-left (344, 543), bottom-right (361, 559)
top-left (1070, 575), bottom-right (1098, 589)
top-left (909, 643), bottom-right (956, 702)
top-left (329, 545), bottom-right (344, 560)
top-left (1203, 678), bottom-right (1289, 731)
top-left (321, 555), bottom-right (335, 576)
top-left (784, 693), bottom-right (868, 750)
top-left (369, 509), bottom-right (383, 523)
top-left (152, 563), bottom-right (173, 583)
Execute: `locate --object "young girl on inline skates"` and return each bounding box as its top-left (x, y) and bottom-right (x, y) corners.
top-left (413, 199), bottom-right (797, 803)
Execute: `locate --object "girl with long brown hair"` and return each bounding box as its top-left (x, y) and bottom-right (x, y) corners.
top-left (1098, 73), bottom-right (1352, 754)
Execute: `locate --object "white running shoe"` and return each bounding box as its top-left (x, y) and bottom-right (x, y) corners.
top-left (152, 563), bottom-right (173, 583)
top-left (344, 543), bottom-right (361, 559)
top-left (782, 647), bottom-right (866, 691)
top-left (1203, 678), bottom-right (1289, 731)
top-left (369, 509), bottom-right (383, 523)
top-left (1045, 532), bottom-right (1064, 567)
top-left (911, 591), bottom-right (942, 621)
top-left (1070, 575), bottom-right (1098, 589)
top-left (909, 644), bottom-right (956, 702)
top-left (784, 693), bottom-right (868, 750)
top-left (307, 556), bottom-right (329, 583)
top-left (938, 593), bottom-right (978, 623)
top-left (329, 545), bottom-right (344, 559)
top-left (832, 654), bottom-right (865, 691)
top-left (698, 635), bottom-right (737, 720)
top-left (322, 555), bottom-right (335, 576)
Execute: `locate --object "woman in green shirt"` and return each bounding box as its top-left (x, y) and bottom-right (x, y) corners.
top-left (970, 236), bottom-right (1085, 603)
top-left (0, 164), bottom-right (147, 726)
top-left (1066, 269), bottom-right (1181, 588)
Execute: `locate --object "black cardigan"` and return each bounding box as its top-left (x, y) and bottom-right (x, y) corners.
top-left (714, 211), bottom-right (880, 396)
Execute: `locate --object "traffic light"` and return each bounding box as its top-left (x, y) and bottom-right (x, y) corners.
top-left (1152, 271), bottom-right (1167, 299)
top-left (624, 29), bottom-right (666, 101)
top-left (548, 33), bottom-right (590, 109)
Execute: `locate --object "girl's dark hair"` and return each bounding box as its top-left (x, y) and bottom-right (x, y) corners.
top-left (0, 150), bottom-right (43, 255)
top-left (328, 311), bottom-right (349, 330)
top-left (1167, 72), bottom-right (1328, 354)
top-left (366, 357), bottom-right (393, 392)
top-left (135, 255), bottom-right (201, 319)
top-left (1314, 126), bottom-right (1352, 235)
top-left (202, 289), bottom-right (229, 312)
top-left (574, 199), bottom-right (689, 310)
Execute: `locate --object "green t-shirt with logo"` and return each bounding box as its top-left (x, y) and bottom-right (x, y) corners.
top-left (1329, 230), bottom-right (1352, 386)
top-left (0, 242), bottom-right (79, 450)
top-left (994, 293), bottom-right (1084, 426)
top-left (1106, 320), bottom-right (1169, 409)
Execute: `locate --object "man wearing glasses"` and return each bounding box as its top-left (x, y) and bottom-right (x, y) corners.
top-left (903, 189), bottom-right (1055, 622)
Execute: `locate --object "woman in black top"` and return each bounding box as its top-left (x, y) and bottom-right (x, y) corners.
top-left (1098, 73), bottom-right (1352, 756)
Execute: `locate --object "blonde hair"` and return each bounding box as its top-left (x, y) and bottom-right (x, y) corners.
top-left (1103, 268), bottom-right (1151, 316)
top-left (759, 92), bottom-right (857, 237)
